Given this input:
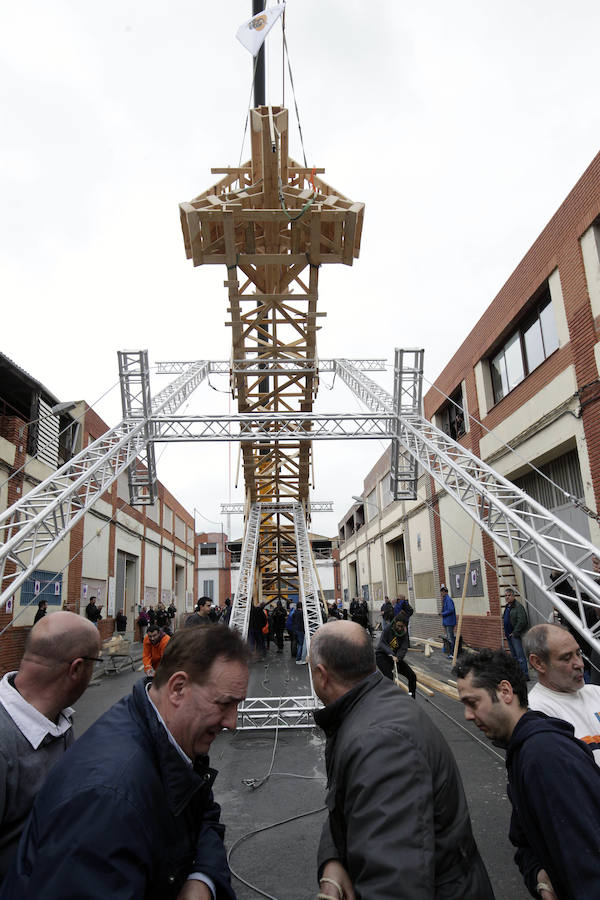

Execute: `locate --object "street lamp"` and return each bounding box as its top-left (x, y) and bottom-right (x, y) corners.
top-left (50, 401), bottom-right (78, 416)
top-left (352, 495), bottom-right (378, 515)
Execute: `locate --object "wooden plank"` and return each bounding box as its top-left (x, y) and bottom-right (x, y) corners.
top-left (185, 209), bottom-right (203, 265)
top-left (309, 210), bottom-right (321, 265)
top-left (343, 208), bottom-right (357, 265)
top-left (411, 666), bottom-right (460, 701)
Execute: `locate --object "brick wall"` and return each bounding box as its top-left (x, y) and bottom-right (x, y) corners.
top-left (420, 151), bottom-right (600, 640)
top-left (0, 416), bottom-right (28, 675)
top-left (411, 612), bottom-right (504, 650)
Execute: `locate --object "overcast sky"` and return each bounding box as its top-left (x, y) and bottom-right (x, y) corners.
top-left (2, 1), bottom-right (599, 539)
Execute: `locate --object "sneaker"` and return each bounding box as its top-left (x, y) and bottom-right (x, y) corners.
top-left (295, 659), bottom-right (308, 665)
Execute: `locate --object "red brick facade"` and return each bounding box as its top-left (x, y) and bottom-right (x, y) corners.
top-left (422, 151), bottom-right (600, 648)
top-left (0, 401), bottom-right (196, 674)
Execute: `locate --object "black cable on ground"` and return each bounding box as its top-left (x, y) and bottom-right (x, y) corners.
top-left (227, 805), bottom-right (327, 900)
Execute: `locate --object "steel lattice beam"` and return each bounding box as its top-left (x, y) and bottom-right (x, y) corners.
top-left (231, 502), bottom-right (322, 727)
top-left (151, 412), bottom-right (393, 441)
top-left (0, 361), bottom-right (209, 608)
top-left (228, 504), bottom-right (261, 636)
top-left (221, 501), bottom-right (334, 514)
top-left (155, 359), bottom-right (386, 376)
top-left (335, 357), bottom-right (600, 653)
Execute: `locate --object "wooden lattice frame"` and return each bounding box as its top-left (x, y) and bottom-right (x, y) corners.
top-left (180, 106), bottom-right (364, 603)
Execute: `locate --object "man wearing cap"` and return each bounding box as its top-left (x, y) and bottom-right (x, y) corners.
top-left (375, 613), bottom-right (417, 698)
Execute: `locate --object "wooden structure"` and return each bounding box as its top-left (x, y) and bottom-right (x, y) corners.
top-left (180, 105), bottom-right (364, 605)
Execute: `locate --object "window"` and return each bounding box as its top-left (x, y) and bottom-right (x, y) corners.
top-left (490, 286), bottom-right (559, 403)
top-left (203, 580), bottom-right (214, 599)
top-left (381, 477), bottom-right (394, 508)
top-left (366, 488), bottom-right (378, 521)
top-left (440, 386), bottom-right (466, 441)
top-left (200, 544), bottom-right (217, 556)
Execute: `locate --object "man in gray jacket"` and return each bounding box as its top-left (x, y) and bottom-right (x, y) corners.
top-left (310, 620), bottom-right (494, 900)
top-left (0, 611), bottom-right (100, 881)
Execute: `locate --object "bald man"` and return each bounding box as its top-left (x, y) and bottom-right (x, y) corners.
top-left (525, 623), bottom-right (600, 765)
top-left (0, 611), bottom-right (100, 881)
top-left (310, 620), bottom-right (494, 900)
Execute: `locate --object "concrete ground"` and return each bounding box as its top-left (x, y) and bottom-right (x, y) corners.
top-left (73, 636), bottom-right (530, 900)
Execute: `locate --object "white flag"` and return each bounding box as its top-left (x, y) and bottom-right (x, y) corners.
top-left (236, 4), bottom-right (285, 57)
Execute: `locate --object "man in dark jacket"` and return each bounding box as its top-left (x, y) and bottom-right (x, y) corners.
top-left (185, 597), bottom-right (212, 628)
top-left (455, 648), bottom-right (600, 900)
top-left (0, 626), bottom-right (249, 900)
top-left (84, 596), bottom-right (102, 625)
top-left (310, 620), bottom-right (494, 900)
top-left (375, 612), bottom-right (417, 697)
top-left (502, 587), bottom-right (530, 678)
top-left (271, 601), bottom-right (287, 653)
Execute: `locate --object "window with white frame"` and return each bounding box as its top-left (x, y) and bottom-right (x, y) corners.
top-left (202, 580), bottom-right (214, 599)
top-left (381, 476), bottom-right (394, 508)
top-left (366, 488), bottom-right (378, 521)
top-left (490, 285), bottom-right (559, 404)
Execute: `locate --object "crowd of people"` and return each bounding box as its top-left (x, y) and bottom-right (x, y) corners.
top-left (1, 582), bottom-right (599, 898)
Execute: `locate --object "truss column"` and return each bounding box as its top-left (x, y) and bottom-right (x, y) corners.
top-left (118, 350), bottom-right (158, 505)
top-left (229, 503), bottom-right (261, 638)
top-left (293, 503), bottom-right (323, 647)
top-left (0, 360), bottom-right (209, 609)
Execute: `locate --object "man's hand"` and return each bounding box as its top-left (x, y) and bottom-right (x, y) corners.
top-left (176, 880), bottom-right (212, 900)
top-left (318, 860), bottom-right (355, 900)
top-left (536, 869), bottom-right (558, 899)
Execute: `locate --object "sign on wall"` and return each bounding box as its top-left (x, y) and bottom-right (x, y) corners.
top-left (448, 560), bottom-right (484, 598)
top-left (20, 570), bottom-right (62, 607)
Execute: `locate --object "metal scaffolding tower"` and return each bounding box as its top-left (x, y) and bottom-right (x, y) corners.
top-left (2, 100), bottom-right (600, 731)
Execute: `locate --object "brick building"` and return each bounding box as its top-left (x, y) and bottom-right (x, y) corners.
top-left (195, 530), bottom-right (231, 607)
top-left (338, 150), bottom-right (600, 648)
top-left (0, 354), bottom-right (196, 674)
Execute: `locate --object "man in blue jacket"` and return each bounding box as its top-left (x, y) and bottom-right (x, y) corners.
top-left (456, 648), bottom-right (600, 900)
top-left (440, 585), bottom-right (456, 654)
top-left (1, 626), bottom-right (249, 900)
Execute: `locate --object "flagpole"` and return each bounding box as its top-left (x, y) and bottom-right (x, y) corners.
top-left (252, 1), bottom-right (270, 458)
top-left (253, 1), bottom-right (266, 106)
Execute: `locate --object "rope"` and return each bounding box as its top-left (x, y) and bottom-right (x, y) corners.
top-left (282, 31), bottom-right (307, 167)
top-left (238, 55), bottom-right (261, 167)
top-left (278, 175), bottom-right (316, 221)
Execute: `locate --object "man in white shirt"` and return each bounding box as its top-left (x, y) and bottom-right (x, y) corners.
top-left (0, 610), bottom-right (101, 880)
top-left (525, 623), bottom-right (600, 764)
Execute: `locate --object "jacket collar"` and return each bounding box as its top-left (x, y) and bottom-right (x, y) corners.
top-left (131, 679), bottom-right (217, 816)
top-left (314, 670), bottom-right (382, 737)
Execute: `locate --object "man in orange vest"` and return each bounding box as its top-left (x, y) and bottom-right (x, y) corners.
top-left (142, 625), bottom-right (170, 676)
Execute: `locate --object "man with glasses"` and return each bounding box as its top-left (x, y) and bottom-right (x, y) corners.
top-left (525, 622), bottom-right (600, 766)
top-left (0, 610), bottom-right (100, 883)
top-left (1, 625), bottom-right (249, 900)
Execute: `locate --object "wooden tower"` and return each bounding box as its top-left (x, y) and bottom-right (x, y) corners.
top-left (180, 105), bottom-right (364, 605)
